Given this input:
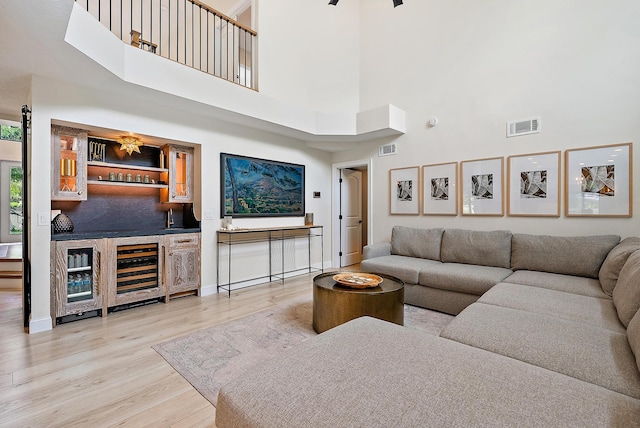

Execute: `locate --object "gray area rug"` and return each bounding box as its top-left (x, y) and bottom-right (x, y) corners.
top-left (152, 298), bottom-right (453, 406)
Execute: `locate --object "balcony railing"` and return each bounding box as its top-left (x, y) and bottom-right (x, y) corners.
top-left (76, 0), bottom-right (257, 90)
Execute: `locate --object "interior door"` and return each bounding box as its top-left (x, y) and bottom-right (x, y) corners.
top-left (340, 169), bottom-right (362, 267)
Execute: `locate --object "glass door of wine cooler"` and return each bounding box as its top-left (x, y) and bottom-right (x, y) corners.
top-left (53, 239), bottom-right (104, 322)
top-left (66, 248), bottom-right (94, 303)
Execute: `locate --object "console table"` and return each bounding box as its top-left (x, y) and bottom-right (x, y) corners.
top-left (217, 225), bottom-right (323, 296)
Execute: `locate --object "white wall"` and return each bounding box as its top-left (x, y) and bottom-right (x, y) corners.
top-left (257, 0), bottom-right (360, 113)
top-left (0, 140), bottom-right (21, 161)
top-left (28, 75), bottom-right (332, 332)
top-left (333, 0), bottom-right (640, 242)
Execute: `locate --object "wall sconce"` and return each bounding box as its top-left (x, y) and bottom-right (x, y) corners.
top-left (117, 136), bottom-right (143, 155)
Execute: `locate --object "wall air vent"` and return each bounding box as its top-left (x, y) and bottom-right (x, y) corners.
top-left (507, 116), bottom-right (541, 137)
top-left (378, 143), bottom-right (397, 156)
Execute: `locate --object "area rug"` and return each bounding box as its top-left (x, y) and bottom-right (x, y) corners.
top-left (152, 298), bottom-right (453, 406)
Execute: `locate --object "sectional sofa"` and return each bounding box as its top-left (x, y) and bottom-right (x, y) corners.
top-left (215, 227), bottom-right (640, 427)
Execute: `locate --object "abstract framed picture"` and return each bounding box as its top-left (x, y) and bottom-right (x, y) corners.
top-left (507, 151), bottom-right (560, 217)
top-left (422, 162), bottom-right (457, 215)
top-left (565, 143), bottom-right (632, 217)
top-left (220, 153), bottom-right (305, 217)
top-left (389, 166), bottom-right (420, 215)
top-left (460, 157), bottom-right (504, 216)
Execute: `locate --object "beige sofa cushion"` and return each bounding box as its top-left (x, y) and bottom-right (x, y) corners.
top-left (511, 234), bottom-right (620, 278)
top-left (629, 310), bottom-right (640, 373)
top-left (600, 238), bottom-right (640, 296)
top-left (390, 226), bottom-right (443, 261)
top-left (479, 282), bottom-right (625, 333)
top-left (216, 317), bottom-right (640, 428)
top-left (419, 263), bottom-right (512, 296)
top-left (440, 229), bottom-right (512, 268)
top-left (613, 250), bottom-right (640, 327)
top-left (504, 270), bottom-right (609, 299)
top-left (360, 255), bottom-right (440, 285)
top-left (440, 303), bottom-right (640, 399)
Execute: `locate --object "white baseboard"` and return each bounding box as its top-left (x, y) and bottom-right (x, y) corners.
top-left (200, 283), bottom-right (217, 296)
top-left (29, 316), bottom-right (52, 334)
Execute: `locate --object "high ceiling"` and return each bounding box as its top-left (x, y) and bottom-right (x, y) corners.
top-left (0, 1), bottom-right (121, 119)
top-left (0, 1), bottom-right (403, 149)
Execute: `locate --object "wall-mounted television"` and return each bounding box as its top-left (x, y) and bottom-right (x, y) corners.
top-left (220, 153), bottom-right (305, 217)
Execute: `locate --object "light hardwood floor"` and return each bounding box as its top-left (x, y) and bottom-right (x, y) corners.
top-left (0, 274), bottom-right (322, 427)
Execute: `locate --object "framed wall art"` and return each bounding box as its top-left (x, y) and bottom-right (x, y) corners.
top-left (220, 153), bottom-right (305, 217)
top-left (565, 142), bottom-right (632, 217)
top-left (422, 162), bottom-right (457, 215)
top-left (507, 151), bottom-right (560, 217)
top-left (390, 166), bottom-right (420, 215)
top-left (460, 157), bottom-right (504, 216)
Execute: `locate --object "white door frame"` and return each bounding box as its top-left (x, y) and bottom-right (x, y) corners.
top-left (332, 158), bottom-right (373, 269)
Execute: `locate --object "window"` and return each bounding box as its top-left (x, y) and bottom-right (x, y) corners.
top-left (9, 165), bottom-right (22, 235)
top-left (0, 125), bottom-right (21, 142)
top-left (0, 161), bottom-right (22, 242)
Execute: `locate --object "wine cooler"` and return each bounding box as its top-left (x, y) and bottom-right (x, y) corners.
top-left (107, 236), bottom-right (165, 309)
top-left (116, 243), bottom-right (159, 294)
top-left (52, 239), bottom-right (104, 324)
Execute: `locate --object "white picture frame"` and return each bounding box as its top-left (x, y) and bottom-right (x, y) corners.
top-left (460, 157), bottom-right (504, 216)
top-left (390, 166), bottom-right (420, 215)
top-left (507, 151), bottom-right (560, 217)
top-left (565, 143), bottom-right (632, 217)
top-left (422, 162), bottom-right (457, 216)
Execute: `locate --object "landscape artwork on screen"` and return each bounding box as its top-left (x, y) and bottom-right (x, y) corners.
top-left (221, 153), bottom-right (305, 217)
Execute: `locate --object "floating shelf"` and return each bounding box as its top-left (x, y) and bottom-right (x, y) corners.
top-left (87, 161), bottom-right (168, 173)
top-left (87, 179), bottom-right (168, 189)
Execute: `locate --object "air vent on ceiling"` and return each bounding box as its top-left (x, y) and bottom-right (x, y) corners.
top-left (507, 116), bottom-right (541, 137)
top-left (378, 143), bottom-right (397, 156)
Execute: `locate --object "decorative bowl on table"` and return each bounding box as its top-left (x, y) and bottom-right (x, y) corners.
top-left (332, 273), bottom-right (383, 289)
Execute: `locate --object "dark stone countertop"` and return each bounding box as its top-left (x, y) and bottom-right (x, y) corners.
top-left (51, 227), bottom-right (201, 241)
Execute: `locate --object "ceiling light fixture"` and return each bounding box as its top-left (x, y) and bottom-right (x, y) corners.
top-left (117, 136), bottom-right (143, 155)
top-left (329, 0), bottom-right (403, 6)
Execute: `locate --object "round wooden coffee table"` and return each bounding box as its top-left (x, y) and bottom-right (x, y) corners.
top-left (312, 271), bottom-right (404, 333)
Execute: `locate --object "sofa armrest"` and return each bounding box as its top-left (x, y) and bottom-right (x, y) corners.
top-left (363, 242), bottom-right (391, 260)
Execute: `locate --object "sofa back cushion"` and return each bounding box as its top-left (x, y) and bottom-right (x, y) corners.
top-left (390, 226), bottom-right (444, 261)
top-left (511, 234), bottom-right (620, 279)
top-left (599, 237), bottom-right (640, 296)
top-left (613, 250), bottom-right (640, 327)
top-left (628, 309), bottom-right (640, 373)
top-left (440, 229), bottom-right (512, 268)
